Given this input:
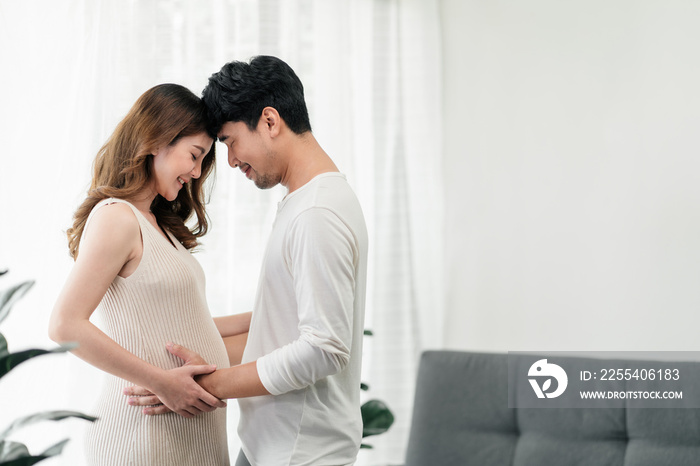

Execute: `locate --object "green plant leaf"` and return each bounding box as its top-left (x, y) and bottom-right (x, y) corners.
top-left (0, 333), bottom-right (7, 357)
top-left (360, 382), bottom-right (369, 391)
top-left (361, 399), bottom-right (395, 438)
top-left (0, 281), bottom-right (35, 326)
top-left (0, 439), bottom-right (69, 466)
top-left (38, 439), bottom-right (70, 458)
top-left (0, 411), bottom-right (97, 442)
top-left (0, 456), bottom-right (47, 466)
top-left (0, 343), bottom-right (77, 380)
top-left (0, 440), bottom-right (30, 462)
top-left (363, 329), bottom-right (373, 336)
top-left (0, 270), bottom-right (7, 277)
top-left (360, 443), bottom-right (373, 449)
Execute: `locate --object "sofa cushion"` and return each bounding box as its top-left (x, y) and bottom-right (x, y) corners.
top-left (625, 409), bottom-right (700, 466)
top-left (514, 408), bottom-right (626, 466)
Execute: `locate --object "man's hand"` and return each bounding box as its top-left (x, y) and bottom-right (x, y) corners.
top-left (124, 342), bottom-right (226, 417)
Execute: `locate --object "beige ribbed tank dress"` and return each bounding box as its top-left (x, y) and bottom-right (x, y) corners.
top-left (83, 199), bottom-right (230, 466)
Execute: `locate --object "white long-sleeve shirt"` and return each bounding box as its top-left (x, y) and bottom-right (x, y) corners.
top-left (238, 172), bottom-right (368, 466)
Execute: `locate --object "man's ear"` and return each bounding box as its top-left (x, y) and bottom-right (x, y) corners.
top-left (260, 107), bottom-right (282, 137)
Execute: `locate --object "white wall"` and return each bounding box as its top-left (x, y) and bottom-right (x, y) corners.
top-left (441, 1), bottom-right (700, 352)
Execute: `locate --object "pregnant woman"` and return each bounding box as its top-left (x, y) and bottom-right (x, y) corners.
top-left (49, 83), bottom-right (230, 465)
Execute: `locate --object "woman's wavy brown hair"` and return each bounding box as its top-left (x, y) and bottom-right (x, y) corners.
top-left (67, 83), bottom-right (217, 259)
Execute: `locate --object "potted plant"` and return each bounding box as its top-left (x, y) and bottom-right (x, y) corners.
top-left (0, 270), bottom-right (96, 465)
top-left (360, 329), bottom-right (395, 449)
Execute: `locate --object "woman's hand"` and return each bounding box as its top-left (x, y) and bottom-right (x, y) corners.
top-left (124, 342), bottom-right (226, 417)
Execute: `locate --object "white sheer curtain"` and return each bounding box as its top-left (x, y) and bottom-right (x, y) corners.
top-left (0, 1), bottom-right (442, 465)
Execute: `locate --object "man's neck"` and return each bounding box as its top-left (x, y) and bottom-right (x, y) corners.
top-left (281, 133), bottom-right (339, 193)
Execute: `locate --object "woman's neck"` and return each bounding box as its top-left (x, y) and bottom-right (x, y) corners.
top-left (130, 186), bottom-right (157, 215)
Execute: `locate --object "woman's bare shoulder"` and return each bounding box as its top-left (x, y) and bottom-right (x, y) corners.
top-left (83, 201), bottom-right (141, 249)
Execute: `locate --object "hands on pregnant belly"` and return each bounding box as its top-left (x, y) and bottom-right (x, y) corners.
top-left (124, 342), bottom-right (226, 417)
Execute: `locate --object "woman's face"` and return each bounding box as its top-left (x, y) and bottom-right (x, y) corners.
top-left (152, 132), bottom-right (214, 201)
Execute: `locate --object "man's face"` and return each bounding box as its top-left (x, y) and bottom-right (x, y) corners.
top-left (218, 120), bottom-right (281, 189)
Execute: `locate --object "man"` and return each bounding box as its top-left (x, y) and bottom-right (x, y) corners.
top-left (128, 56), bottom-right (368, 466)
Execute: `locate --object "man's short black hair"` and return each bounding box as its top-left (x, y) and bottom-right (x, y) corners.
top-left (202, 55), bottom-right (312, 135)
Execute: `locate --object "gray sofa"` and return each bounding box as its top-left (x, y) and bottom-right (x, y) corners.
top-left (404, 351), bottom-right (700, 466)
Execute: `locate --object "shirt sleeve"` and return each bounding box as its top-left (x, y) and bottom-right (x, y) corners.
top-left (256, 207), bottom-right (358, 396)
